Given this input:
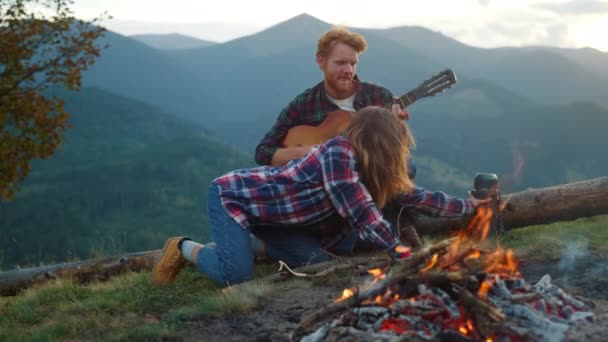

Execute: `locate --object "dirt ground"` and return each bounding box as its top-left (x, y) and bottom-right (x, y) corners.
top-left (180, 255), bottom-right (608, 342)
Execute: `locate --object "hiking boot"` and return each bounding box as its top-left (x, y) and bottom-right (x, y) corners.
top-left (153, 236), bottom-right (191, 285)
top-left (401, 225), bottom-right (423, 250)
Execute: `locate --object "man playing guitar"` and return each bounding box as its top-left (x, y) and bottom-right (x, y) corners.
top-left (255, 27), bottom-right (414, 172)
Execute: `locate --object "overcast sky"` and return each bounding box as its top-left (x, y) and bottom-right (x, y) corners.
top-left (72, 0), bottom-right (608, 52)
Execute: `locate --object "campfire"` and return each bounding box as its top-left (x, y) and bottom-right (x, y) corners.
top-left (294, 207), bottom-right (594, 341)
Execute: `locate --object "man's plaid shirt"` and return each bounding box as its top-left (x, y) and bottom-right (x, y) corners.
top-left (214, 136), bottom-right (475, 253)
top-left (255, 75), bottom-right (394, 166)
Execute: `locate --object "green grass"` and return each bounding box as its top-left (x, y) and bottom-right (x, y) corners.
top-left (1, 215), bottom-right (607, 341)
top-left (502, 215), bottom-right (608, 260)
top-left (0, 264), bottom-right (279, 342)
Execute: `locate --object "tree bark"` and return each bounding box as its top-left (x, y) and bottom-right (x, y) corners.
top-left (0, 250), bottom-right (160, 296)
top-left (1, 177), bottom-right (607, 296)
top-left (413, 176), bottom-right (608, 236)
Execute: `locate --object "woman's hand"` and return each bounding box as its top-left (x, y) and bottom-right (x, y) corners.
top-left (467, 191), bottom-right (493, 208)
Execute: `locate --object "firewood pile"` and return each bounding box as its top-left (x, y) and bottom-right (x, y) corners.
top-left (293, 208), bottom-right (594, 342)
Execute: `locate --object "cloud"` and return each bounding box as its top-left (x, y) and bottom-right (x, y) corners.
top-left (435, 5), bottom-right (576, 49)
top-left (478, 0), bottom-right (491, 6)
top-left (534, 0), bottom-right (608, 16)
top-left (543, 23), bottom-right (571, 45)
top-left (483, 20), bottom-right (571, 47)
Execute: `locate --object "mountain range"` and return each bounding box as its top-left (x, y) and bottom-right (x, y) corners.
top-left (130, 33), bottom-right (216, 50)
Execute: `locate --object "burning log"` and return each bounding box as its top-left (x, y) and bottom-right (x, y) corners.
top-left (293, 238), bottom-right (492, 339)
top-left (0, 250), bottom-right (161, 296)
top-left (413, 176), bottom-right (608, 236)
top-left (296, 205), bottom-right (595, 342)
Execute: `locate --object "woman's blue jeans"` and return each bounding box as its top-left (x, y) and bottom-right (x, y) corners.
top-left (196, 185), bottom-right (340, 287)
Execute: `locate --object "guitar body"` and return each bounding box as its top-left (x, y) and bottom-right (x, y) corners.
top-left (282, 109), bottom-right (353, 147)
top-left (281, 69), bottom-right (457, 148)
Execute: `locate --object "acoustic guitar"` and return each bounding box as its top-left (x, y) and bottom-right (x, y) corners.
top-left (282, 69), bottom-right (457, 147)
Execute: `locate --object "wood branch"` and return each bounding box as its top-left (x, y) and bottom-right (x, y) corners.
top-left (223, 256), bottom-right (386, 295)
top-left (276, 260), bottom-right (357, 278)
top-left (411, 177), bottom-right (608, 236)
top-left (0, 250), bottom-right (161, 296)
top-left (458, 286), bottom-right (505, 322)
top-left (292, 277), bottom-right (391, 339)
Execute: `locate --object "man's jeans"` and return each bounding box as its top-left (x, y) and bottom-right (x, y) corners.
top-left (197, 185), bottom-right (342, 287)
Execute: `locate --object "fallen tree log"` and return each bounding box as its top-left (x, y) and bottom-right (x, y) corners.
top-left (1, 177), bottom-right (607, 296)
top-left (0, 250), bottom-right (161, 296)
top-left (412, 176), bottom-right (608, 236)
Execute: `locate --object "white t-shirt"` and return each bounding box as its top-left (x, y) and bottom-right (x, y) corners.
top-left (327, 93), bottom-right (356, 112)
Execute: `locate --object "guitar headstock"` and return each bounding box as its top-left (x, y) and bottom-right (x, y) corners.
top-left (409, 69), bottom-right (457, 100)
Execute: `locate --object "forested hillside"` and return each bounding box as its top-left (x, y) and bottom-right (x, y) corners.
top-left (0, 88), bottom-right (253, 268)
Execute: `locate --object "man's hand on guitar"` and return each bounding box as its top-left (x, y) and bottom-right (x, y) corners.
top-left (391, 98), bottom-right (410, 121)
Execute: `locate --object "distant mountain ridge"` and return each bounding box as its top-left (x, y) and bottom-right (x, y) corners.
top-left (130, 33), bottom-right (216, 50)
top-left (83, 13), bottom-right (608, 124)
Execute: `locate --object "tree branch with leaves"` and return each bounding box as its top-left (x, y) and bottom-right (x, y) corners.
top-left (0, 0), bottom-right (107, 200)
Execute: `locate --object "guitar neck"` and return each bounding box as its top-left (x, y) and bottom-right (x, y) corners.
top-left (395, 91), bottom-right (417, 108)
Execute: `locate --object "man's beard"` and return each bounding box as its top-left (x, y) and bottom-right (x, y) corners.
top-left (327, 76), bottom-right (353, 97)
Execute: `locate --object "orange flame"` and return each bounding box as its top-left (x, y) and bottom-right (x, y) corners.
top-left (484, 247), bottom-right (519, 276)
top-left (421, 253), bottom-right (439, 272)
top-left (506, 249), bottom-right (517, 272)
top-left (395, 245), bottom-right (410, 253)
top-left (465, 250), bottom-right (481, 260)
top-left (443, 203), bottom-right (521, 279)
top-left (457, 206), bottom-right (495, 242)
top-left (478, 279), bottom-right (493, 299)
top-left (368, 268), bottom-right (385, 279)
top-left (336, 288), bottom-right (355, 302)
top-left (466, 319), bottom-right (474, 331)
top-left (459, 326), bottom-right (469, 335)
top-left (394, 245), bottom-right (411, 258)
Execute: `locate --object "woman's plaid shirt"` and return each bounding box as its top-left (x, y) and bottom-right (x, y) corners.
top-left (214, 136), bottom-right (474, 252)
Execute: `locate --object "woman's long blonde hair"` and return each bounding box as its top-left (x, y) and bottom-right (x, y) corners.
top-left (344, 106), bottom-right (416, 208)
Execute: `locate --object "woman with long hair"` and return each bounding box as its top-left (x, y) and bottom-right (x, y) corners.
top-left (153, 107), bottom-right (487, 287)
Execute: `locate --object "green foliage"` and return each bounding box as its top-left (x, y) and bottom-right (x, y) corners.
top-left (412, 156), bottom-right (471, 196)
top-left (0, 0), bottom-right (107, 199)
